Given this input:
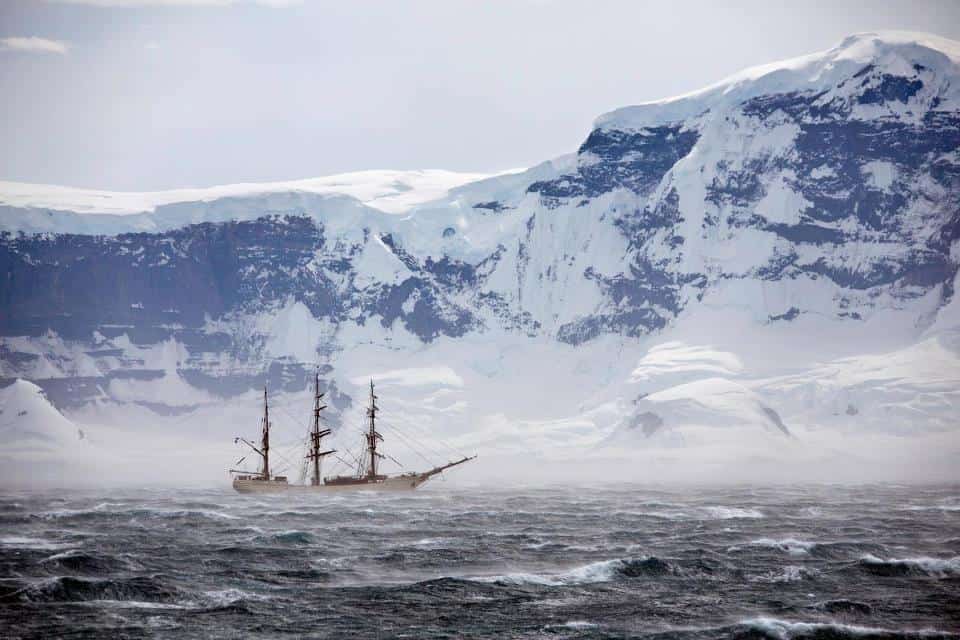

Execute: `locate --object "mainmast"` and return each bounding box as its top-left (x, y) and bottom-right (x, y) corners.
top-left (260, 386), bottom-right (270, 479)
top-left (365, 379), bottom-right (383, 479)
top-left (306, 372), bottom-right (335, 485)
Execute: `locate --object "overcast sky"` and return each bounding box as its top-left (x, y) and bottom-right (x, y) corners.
top-left (1, 0), bottom-right (959, 190)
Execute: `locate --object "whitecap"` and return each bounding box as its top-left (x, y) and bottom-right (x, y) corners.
top-left (92, 502), bottom-right (126, 512)
top-left (523, 541), bottom-right (552, 550)
top-left (561, 621), bottom-right (599, 629)
top-left (771, 565), bottom-right (818, 582)
top-left (740, 617), bottom-right (952, 638)
top-left (0, 536), bottom-right (71, 550)
top-left (412, 538), bottom-right (444, 546)
top-left (860, 554), bottom-right (960, 576)
top-left (732, 538), bottom-right (817, 555)
top-left (470, 558), bottom-right (630, 586)
top-left (702, 506), bottom-right (764, 519)
top-left (159, 509), bottom-right (240, 521)
top-left (636, 509), bottom-right (690, 520)
top-left (80, 600), bottom-right (185, 610)
top-left (203, 589), bottom-right (270, 605)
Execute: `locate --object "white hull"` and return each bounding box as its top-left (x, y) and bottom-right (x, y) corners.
top-left (232, 474), bottom-right (430, 494)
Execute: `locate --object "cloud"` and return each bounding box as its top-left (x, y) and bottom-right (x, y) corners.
top-left (49, 0), bottom-right (302, 6)
top-left (0, 37), bottom-right (69, 55)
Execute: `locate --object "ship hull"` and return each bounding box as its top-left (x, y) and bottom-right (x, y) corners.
top-left (232, 475), bottom-right (429, 494)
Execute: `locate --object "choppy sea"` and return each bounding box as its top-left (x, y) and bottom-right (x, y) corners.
top-left (1, 484), bottom-right (958, 638)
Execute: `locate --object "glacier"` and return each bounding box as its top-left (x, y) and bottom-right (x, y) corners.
top-left (1, 31), bottom-right (958, 485)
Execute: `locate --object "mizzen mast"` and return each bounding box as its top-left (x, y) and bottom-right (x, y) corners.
top-left (306, 371), bottom-right (336, 486)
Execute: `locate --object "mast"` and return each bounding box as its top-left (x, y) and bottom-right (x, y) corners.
top-left (261, 386), bottom-right (270, 479)
top-left (306, 371), bottom-right (335, 485)
top-left (231, 384), bottom-right (290, 482)
top-left (365, 379), bottom-right (383, 479)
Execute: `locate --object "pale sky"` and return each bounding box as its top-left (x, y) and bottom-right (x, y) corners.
top-left (1, 0), bottom-right (959, 190)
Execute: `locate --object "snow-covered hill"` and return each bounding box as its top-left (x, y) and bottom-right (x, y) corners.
top-left (1, 32), bottom-right (958, 483)
top-left (0, 379), bottom-right (82, 452)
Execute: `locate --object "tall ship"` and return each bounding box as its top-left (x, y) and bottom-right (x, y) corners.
top-left (230, 375), bottom-right (475, 493)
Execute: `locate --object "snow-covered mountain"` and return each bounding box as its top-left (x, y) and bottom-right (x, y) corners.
top-left (1, 32), bottom-right (958, 484)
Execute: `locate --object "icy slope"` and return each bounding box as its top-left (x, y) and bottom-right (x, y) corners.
top-left (755, 331), bottom-right (960, 434)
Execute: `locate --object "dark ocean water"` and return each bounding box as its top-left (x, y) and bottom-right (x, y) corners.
top-left (0, 484), bottom-right (958, 639)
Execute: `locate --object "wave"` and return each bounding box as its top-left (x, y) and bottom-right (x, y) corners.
top-left (547, 621), bottom-right (599, 630)
top-left (737, 617), bottom-right (955, 639)
top-left (92, 502), bottom-right (127, 511)
top-left (275, 567), bottom-right (331, 581)
top-left (702, 506), bottom-right (764, 519)
top-left (130, 508), bottom-right (241, 521)
top-left (811, 599), bottom-right (873, 615)
top-left (38, 507), bottom-right (239, 521)
top-left (623, 506), bottom-right (764, 520)
top-left (730, 538), bottom-right (883, 560)
top-left (859, 554), bottom-right (960, 577)
top-left (522, 540), bottom-right (601, 552)
top-left (732, 538), bottom-right (817, 555)
top-left (469, 556), bottom-right (673, 586)
top-left (260, 530), bottom-right (316, 544)
top-left (412, 538), bottom-right (445, 546)
top-left (77, 599), bottom-right (185, 610)
top-left (630, 509), bottom-right (690, 520)
top-left (0, 535), bottom-right (71, 550)
top-left (203, 588), bottom-right (270, 606)
top-left (2, 576), bottom-right (182, 604)
top-left (171, 501), bottom-right (229, 510)
top-left (222, 525), bottom-right (264, 536)
top-left (41, 549), bottom-right (137, 574)
top-left (762, 565), bottom-right (820, 583)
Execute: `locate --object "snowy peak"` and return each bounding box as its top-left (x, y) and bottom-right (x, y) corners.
top-left (596, 31), bottom-right (960, 131)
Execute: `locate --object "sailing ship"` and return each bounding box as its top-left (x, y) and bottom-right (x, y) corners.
top-left (230, 375), bottom-right (475, 493)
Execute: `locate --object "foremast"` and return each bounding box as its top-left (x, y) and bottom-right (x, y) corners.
top-left (306, 372), bottom-right (336, 485)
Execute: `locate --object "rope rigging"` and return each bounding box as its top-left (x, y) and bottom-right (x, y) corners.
top-left (230, 372), bottom-right (474, 486)
top-left (376, 399), bottom-right (470, 460)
